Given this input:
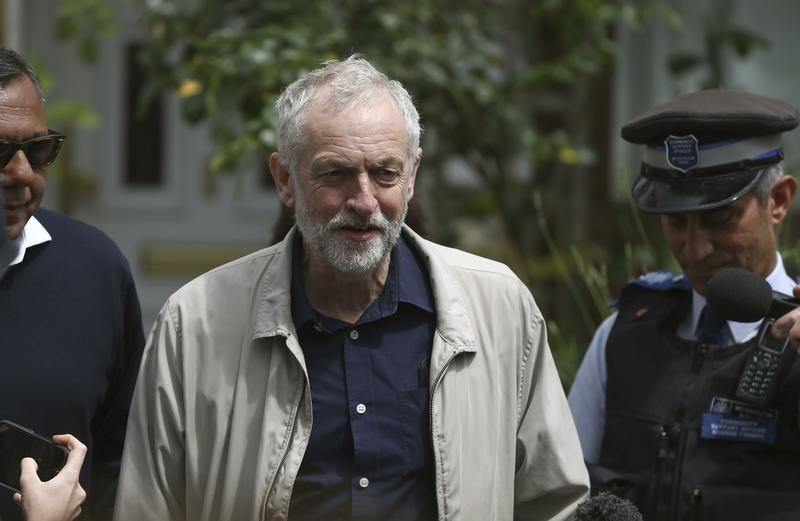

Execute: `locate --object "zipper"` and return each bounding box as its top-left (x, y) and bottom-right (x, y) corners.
top-left (646, 425), bottom-right (673, 518)
top-left (689, 487), bottom-right (702, 521)
top-left (691, 342), bottom-right (709, 372)
top-left (652, 425), bottom-right (669, 519)
top-left (657, 426), bottom-right (669, 459)
top-left (262, 365), bottom-right (306, 521)
top-left (428, 350), bottom-right (459, 520)
top-left (428, 352), bottom-right (458, 424)
top-left (667, 342), bottom-right (711, 519)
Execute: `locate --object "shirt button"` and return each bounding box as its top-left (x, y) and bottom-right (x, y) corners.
top-left (358, 477), bottom-right (369, 488)
top-left (350, 329), bottom-right (359, 340)
top-left (356, 403), bottom-right (367, 414)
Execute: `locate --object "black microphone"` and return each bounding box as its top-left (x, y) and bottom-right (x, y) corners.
top-left (573, 492), bottom-right (643, 521)
top-left (706, 267), bottom-right (799, 322)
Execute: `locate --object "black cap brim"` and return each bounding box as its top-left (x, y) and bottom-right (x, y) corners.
top-left (631, 167), bottom-right (764, 213)
top-left (622, 89), bottom-right (800, 143)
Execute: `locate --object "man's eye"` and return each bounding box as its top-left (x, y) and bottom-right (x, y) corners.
top-left (376, 169), bottom-right (400, 182)
top-left (704, 209), bottom-right (735, 226)
top-left (665, 217), bottom-right (686, 229)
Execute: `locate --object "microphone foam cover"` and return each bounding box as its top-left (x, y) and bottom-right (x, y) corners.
top-left (574, 492), bottom-right (643, 521)
top-left (706, 267), bottom-right (772, 322)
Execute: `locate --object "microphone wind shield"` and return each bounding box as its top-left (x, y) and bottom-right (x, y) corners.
top-left (706, 267), bottom-right (772, 322)
top-left (573, 492), bottom-right (643, 521)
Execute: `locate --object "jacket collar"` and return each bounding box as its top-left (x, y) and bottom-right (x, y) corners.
top-left (252, 225), bottom-right (478, 355)
top-left (393, 225), bottom-right (478, 354)
top-left (252, 227), bottom-right (298, 340)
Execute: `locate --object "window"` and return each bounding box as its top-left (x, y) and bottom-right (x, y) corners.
top-left (124, 42), bottom-right (162, 186)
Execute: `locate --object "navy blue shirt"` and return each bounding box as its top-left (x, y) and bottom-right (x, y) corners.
top-left (288, 233), bottom-right (438, 521)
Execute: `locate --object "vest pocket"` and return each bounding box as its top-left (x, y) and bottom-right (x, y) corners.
top-left (598, 415), bottom-right (672, 518)
top-left (689, 485), bottom-right (800, 521)
top-left (586, 462), bottom-right (642, 503)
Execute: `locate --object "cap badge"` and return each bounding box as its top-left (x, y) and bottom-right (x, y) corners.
top-left (665, 134), bottom-right (700, 173)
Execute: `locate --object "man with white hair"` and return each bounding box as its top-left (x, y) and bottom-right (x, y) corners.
top-left (114, 54), bottom-right (589, 521)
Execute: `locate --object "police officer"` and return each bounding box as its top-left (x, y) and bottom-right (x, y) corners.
top-left (568, 89), bottom-right (800, 520)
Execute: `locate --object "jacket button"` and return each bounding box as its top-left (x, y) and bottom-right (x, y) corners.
top-left (356, 403), bottom-right (367, 414)
top-left (358, 477), bottom-right (369, 488)
top-left (350, 329), bottom-right (359, 340)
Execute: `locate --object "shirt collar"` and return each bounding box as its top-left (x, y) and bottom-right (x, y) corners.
top-left (395, 233), bottom-right (435, 313)
top-left (290, 232), bottom-right (434, 330)
top-left (290, 234), bottom-right (315, 329)
top-left (0, 215), bottom-right (51, 272)
top-left (689, 254), bottom-right (795, 344)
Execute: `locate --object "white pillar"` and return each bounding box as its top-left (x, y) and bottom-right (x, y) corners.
top-left (3, 0), bottom-right (22, 49)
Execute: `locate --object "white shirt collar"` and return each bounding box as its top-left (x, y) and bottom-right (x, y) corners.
top-left (0, 215), bottom-right (52, 276)
top-left (687, 254), bottom-right (796, 345)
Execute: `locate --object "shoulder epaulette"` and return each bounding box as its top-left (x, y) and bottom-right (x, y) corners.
top-left (628, 270), bottom-right (691, 292)
top-left (609, 270), bottom-right (690, 308)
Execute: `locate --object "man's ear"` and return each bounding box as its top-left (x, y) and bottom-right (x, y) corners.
top-left (406, 147), bottom-right (422, 201)
top-left (770, 174), bottom-right (798, 225)
top-left (269, 152), bottom-right (295, 208)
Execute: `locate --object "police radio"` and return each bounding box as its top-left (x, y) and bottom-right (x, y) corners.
top-left (707, 267), bottom-right (799, 407)
top-left (735, 319), bottom-right (796, 406)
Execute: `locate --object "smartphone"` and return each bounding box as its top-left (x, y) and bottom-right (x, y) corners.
top-left (0, 420), bottom-right (68, 493)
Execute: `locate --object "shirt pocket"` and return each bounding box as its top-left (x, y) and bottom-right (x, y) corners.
top-left (399, 387), bottom-right (431, 476)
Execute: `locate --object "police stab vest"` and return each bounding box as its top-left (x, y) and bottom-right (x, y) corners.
top-left (595, 273), bottom-right (800, 521)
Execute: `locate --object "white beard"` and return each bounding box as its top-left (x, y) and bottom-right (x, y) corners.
top-left (294, 191), bottom-right (408, 274)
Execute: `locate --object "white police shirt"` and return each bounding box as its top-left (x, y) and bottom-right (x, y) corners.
top-left (567, 254), bottom-right (796, 463)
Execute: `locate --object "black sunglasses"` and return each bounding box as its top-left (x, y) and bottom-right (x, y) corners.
top-left (0, 130), bottom-right (65, 169)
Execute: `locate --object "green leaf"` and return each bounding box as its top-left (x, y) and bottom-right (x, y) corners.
top-left (667, 52), bottom-right (702, 75)
top-left (727, 27), bottom-right (770, 57)
top-left (78, 38), bottom-right (97, 64)
top-left (55, 17), bottom-right (79, 39)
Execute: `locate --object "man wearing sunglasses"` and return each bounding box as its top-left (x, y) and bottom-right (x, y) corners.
top-left (0, 48), bottom-right (145, 521)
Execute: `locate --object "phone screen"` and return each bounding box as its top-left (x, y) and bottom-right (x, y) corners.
top-left (758, 319), bottom-right (790, 355)
top-left (0, 421), bottom-right (68, 492)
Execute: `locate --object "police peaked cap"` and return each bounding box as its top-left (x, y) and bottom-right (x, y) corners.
top-left (622, 89), bottom-right (799, 213)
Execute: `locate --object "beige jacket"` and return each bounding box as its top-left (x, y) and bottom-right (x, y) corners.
top-left (114, 226), bottom-right (589, 521)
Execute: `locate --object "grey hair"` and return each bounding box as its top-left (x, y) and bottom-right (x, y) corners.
top-left (274, 54), bottom-right (421, 175)
top-left (752, 161), bottom-right (786, 206)
top-left (0, 48), bottom-right (43, 101)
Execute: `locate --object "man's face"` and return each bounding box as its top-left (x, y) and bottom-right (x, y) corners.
top-left (287, 93), bottom-right (419, 274)
top-left (660, 193), bottom-right (778, 295)
top-left (0, 75), bottom-right (48, 239)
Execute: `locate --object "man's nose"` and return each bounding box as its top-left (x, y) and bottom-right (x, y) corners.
top-left (684, 222), bottom-right (714, 261)
top-left (2, 150), bottom-right (33, 185)
top-left (2, 151), bottom-right (34, 202)
top-left (346, 173), bottom-right (379, 215)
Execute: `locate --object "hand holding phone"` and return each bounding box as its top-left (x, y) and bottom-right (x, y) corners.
top-left (0, 421), bottom-right (69, 494)
top-left (13, 434), bottom-right (87, 521)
